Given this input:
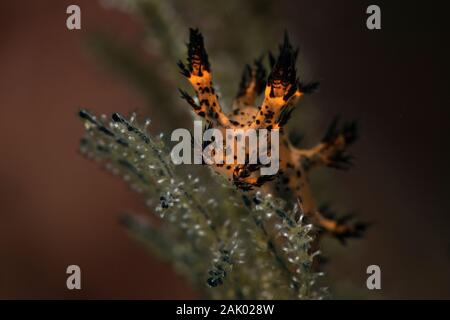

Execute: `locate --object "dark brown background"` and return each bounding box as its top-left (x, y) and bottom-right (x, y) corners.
top-left (1, 0), bottom-right (449, 299)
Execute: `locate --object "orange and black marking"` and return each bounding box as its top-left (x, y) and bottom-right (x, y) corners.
top-left (178, 28), bottom-right (368, 243)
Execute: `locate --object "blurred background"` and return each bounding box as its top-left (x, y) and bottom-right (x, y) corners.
top-left (1, 0), bottom-right (450, 299)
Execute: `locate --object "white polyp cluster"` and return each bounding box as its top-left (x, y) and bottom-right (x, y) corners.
top-left (79, 110), bottom-right (327, 299)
